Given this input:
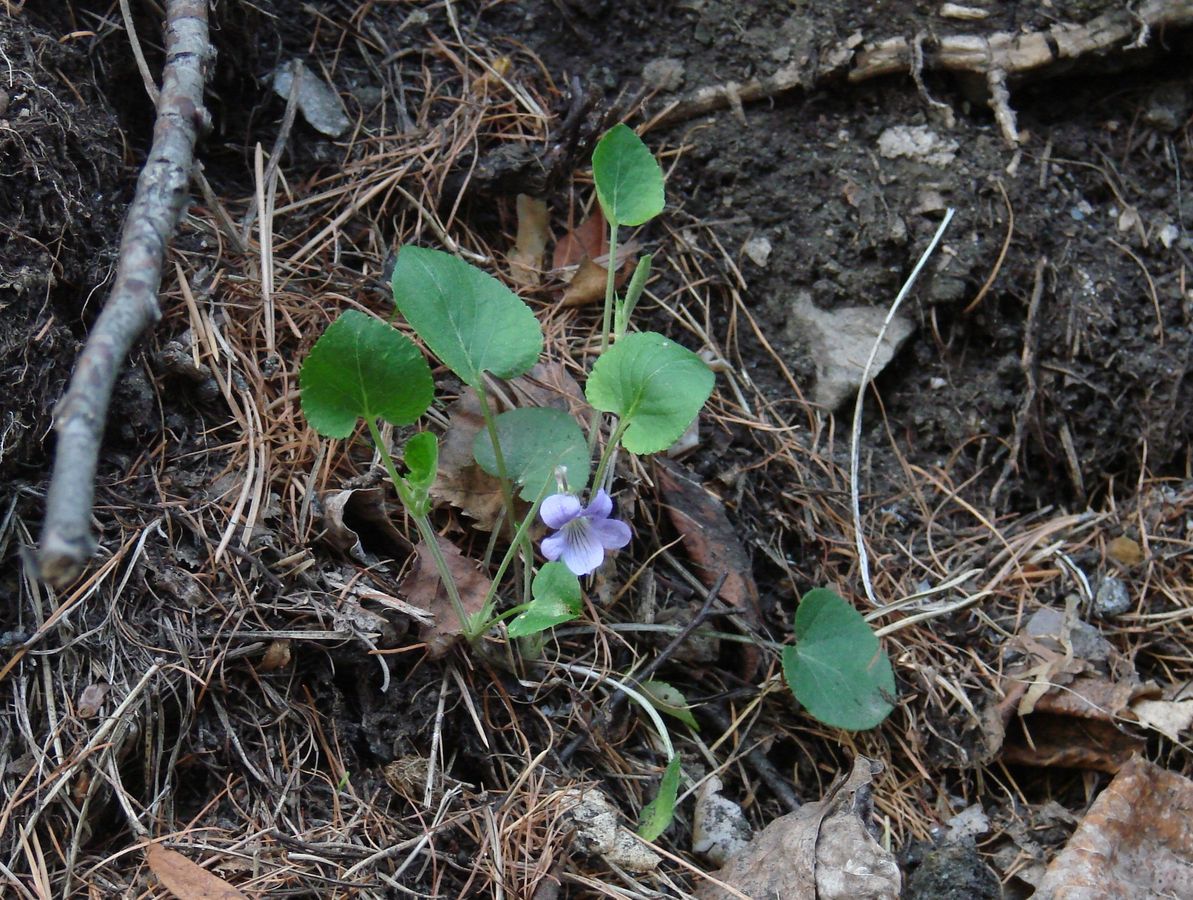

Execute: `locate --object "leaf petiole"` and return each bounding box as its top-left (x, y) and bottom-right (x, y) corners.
top-left (366, 418), bottom-right (470, 636)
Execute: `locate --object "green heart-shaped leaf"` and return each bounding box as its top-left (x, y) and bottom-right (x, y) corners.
top-left (299, 310), bottom-right (433, 438)
top-left (593, 124), bottom-right (665, 227)
top-left (507, 562), bottom-right (582, 637)
top-left (585, 331), bottom-right (713, 455)
top-left (637, 755), bottom-right (682, 840)
top-left (472, 408), bottom-right (590, 500)
top-left (391, 245), bottom-right (542, 387)
top-left (782, 588), bottom-right (896, 732)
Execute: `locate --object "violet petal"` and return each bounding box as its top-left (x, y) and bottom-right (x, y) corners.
top-left (540, 531), bottom-right (568, 561)
top-left (541, 493), bottom-right (582, 530)
top-left (589, 517), bottom-right (632, 550)
top-left (560, 521), bottom-right (605, 575)
top-left (584, 489), bottom-right (613, 520)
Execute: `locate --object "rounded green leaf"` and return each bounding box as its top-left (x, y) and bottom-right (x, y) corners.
top-left (782, 588), bottom-right (896, 731)
top-left (391, 245), bottom-right (542, 387)
top-left (299, 310), bottom-right (433, 438)
top-left (472, 408), bottom-right (590, 500)
top-left (593, 123), bottom-right (665, 227)
top-left (585, 331), bottom-right (714, 455)
top-left (507, 562), bottom-right (583, 637)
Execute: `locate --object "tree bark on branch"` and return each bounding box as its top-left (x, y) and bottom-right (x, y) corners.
top-left (38, 0), bottom-right (212, 587)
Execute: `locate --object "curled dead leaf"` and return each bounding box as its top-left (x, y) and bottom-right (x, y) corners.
top-left (320, 486), bottom-right (411, 561)
top-left (695, 756), bottom-right (900, 899)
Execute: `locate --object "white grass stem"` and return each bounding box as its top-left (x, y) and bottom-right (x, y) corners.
top-left (851, 209), bottom-right (954, 606)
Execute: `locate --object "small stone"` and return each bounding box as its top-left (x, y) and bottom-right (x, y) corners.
top-left (743, 236), bottom-right (773, 267)
top-left (1025, 607), bottom-right (1111, 661)
top-left (693, 776), bottom-right (752, 866)
top-left (1107, 535), bottom-right (1144, 566)
top-left (877, 125), bottom-right (958, 167)
top-left (945, 804), bottom-right (990, 842)
top-left (1094, 576), bottom-right (1132, 619)
top-left (563, 789), bottom-right (661, 874)
top-left (643, 58), bottom-right (685, 92)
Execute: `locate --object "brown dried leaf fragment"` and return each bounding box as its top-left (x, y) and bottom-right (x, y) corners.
top-left (1035, 755), bottom-right (1193, 898)
top-left (561, 256), bottom-right (613, 307)
top-left (146, 844), bottom-right (247, 900)
top-left (431, 389), bottom-right (507, 528)
top-left (400, 536), bottom-right (491, 659)
top-left (76, 683), bottom-right (110, 719)
top-left (656, 458), bottom-right (764, 675)
top-left (509, 194), bottom-right (549, 287)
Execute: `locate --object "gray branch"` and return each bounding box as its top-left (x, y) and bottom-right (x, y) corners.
top-left (38, 0), bottom-right (212, 587)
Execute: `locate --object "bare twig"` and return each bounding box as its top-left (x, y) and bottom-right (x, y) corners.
top-left (38, 0), bottom-right (211, 587)
top-left (990, 257), bottom-right (1049, 505)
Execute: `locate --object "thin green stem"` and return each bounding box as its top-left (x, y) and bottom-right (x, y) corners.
top-left (475, 480), bottom-right (552, 627)
top-left (410, 512), bottom-right (473, 635)
top-left (599, 223), bottom-right (620, 354)
top-left (476, 383), bottom-right (531, 607)
top-left (591, 418), bottom-right (629, 493)
top-left (366, 419), bottom-right (470, 633)
top-left (475, 384), bottom-right (519, 544)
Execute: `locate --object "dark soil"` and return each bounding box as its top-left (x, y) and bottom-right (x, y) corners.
top-left (2, 0), bottom-right (1191, 897)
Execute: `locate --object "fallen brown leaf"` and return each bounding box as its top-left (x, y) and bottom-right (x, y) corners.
top-left (506, 361), bottom-right (586, 417)
top-left (431, 389), bottom-right (507, 529)
top-left (656, 458), bottom-right (764, 676)
top-left (979, 605), bottom-right (1156, 773)
top-left (509, 194), bottom-right (549, 287)
top-left (146, 844), bottom-right (247, 900)
top-left (561, 256), bottom-right (613, 307)
top-left (76, 683), bottom-right (109, 719)
top-left (1035, 755), bottom-right (1193, 898)
top-left (696, 756), bottom-right (900, 899)
top-left (552, 210), bottom-right (606, 270)
top-left (400, 536), bottom-right (492, 659)
top-left (433, 365), bottom-right (588, 527)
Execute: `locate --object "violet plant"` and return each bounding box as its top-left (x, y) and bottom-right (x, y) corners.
top-left (298, 124), bottom-right (895, 838)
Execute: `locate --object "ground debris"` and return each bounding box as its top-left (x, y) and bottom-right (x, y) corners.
top-left (1035, 755), bottom-right (1193, 898)
top-left (271, 59), bottom-right (350, 137)
top-left (561, 788), bottom-right (661, 874)
top-left (696, 756), bottom-right (900, 899)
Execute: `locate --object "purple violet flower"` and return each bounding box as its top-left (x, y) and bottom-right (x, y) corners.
top-left (540, 489), bottom-right (632, 576)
